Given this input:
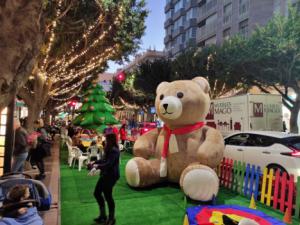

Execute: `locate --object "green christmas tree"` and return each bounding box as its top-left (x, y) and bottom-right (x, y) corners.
top-left (73, 82), bottom-right (118, 133)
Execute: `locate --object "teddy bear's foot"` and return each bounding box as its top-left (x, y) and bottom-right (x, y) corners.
top-left (238, 219), bottom-right (259, 225)
top-left (125, 157), bottom-right (162, 188)
top-left (180, 164), bottom-right (219, 201)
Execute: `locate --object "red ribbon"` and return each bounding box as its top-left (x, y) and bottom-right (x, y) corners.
top-left (162, 121), bottom-right (205, 158)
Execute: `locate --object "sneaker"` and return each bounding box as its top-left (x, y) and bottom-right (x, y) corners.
top-left (94, 216), bottom-right (107, 224)
top-left (106, 218), bottom-right (116, 225)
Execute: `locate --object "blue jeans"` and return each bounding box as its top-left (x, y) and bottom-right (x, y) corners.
top-left (11, 152), bottom-right (28, 173)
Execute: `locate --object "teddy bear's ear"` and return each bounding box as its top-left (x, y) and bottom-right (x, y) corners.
top-left (192, 77), bottom-right (210, 94)
top-left (156, 81), bottom-right (169, 94)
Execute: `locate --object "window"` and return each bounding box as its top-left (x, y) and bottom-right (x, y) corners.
top-left (239, 19), bottom-right (249, 37)
top-left (173, 18), bottom-right (181, 30)
top-left (205, 13), bottom-right (217, 35)
top-left (252, 135), bottom-right (275, 147)
top-left (206, 0), bottom-right (217, 11)
top-left (223, 28), bottom-right (231, 40)
top-left (205, 35), bottom-right (216, 46)
top-left (181, 33), bottom-right (186, 43)
top-left (225, 134), bottom-right (250, 146)
top-left (166, 10), bottom-right (172, 20)
top-left (166, 26), bottom-right (172, 36)
top-left (186, 7), bottom-right (198, 20)
top-left (239, 0), bottom-right (249, 16)
top-left (182, 15), bottom-right (187, 27)
top-left (187, 27), bottom-right (197, 39)
top-left (223, 3), bottom-right (232, 25)
top-left (174, 0), bottom-right (184, 13)
top-left (0, 108), bottom-right (7, 176)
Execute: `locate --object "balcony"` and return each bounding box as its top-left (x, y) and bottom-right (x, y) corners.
top-left (185, 0), bottom-right (198, 11)
top-left (173, 26), bottom-right (184, 38)
top-left (184, 18), bottom-right (197, 30)
top-left (173, 8), bottom-right (185, 21)
top-left (164, 18), bottom-right (173, 28)
top-left (198, 22), bottom-right (217, 39)
top-left (165, 2), bottom-right (173, 13)
top-left (164, 34), bottom-right (172, 44)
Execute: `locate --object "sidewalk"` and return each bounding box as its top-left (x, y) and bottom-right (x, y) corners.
top-left (26, 138), bottom-right (61, 225)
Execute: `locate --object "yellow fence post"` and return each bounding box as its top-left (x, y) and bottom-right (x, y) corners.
top-left (260, 168), bottom-right (268, 204)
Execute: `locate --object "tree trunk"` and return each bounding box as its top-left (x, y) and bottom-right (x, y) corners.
top-left (290, 99), bottom-right (300, 134)
top-left (26, 103), bottom-right (42, 132)
top-left (18, 74), bottom-right (52, 131)
top-left (43, 109), bottom-right (51, 126)
top-left (0, 0), bottom-right (44, 111)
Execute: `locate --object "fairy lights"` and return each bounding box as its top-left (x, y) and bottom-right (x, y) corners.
top-left (40, 0), bottom-right (63, 72)
top-left (26, 1), bottom-right (128, 103)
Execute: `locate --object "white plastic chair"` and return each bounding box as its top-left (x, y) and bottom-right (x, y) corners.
top-left (87, 145), bottom-right (100, 163)
top-left (66, 142), bottom-right (76, 166)
top-left (71, 147), bottom-right (88, 171)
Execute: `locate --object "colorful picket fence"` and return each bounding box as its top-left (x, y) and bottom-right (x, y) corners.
top-left (218, 158), bottom-right (300, 219)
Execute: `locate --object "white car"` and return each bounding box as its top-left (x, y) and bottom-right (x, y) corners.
top-left (224, 131), bottom-right (300, 180)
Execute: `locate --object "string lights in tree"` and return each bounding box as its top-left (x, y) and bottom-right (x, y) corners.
top-left (40, 0), bottom-right (63, 72)
top-left (21, 0), bottom-right (146, 115)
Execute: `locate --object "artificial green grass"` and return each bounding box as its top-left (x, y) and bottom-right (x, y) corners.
top-left (60, 149), bottom-right (300, 225)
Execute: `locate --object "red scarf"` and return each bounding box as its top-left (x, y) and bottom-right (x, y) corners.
top-left (162, 121), bottom-right (205, 158)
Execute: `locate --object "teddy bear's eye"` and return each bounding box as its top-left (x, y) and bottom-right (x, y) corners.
top-left (177, 92), bottom-right (184, 98)
top-left (160, 94), bottom-right (164, 100)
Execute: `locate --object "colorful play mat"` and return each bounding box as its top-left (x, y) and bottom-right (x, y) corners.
top-left (185, 205), bottom-right (286, 225)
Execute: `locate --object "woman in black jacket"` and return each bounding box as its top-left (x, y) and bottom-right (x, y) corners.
top-left (93, 133), bottom-right (120, 225)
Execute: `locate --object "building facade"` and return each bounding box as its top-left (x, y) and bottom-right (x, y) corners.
top-left (165, 0), bottom-right (297, 58)
top-left (118, 50), bottom-right (165, 73)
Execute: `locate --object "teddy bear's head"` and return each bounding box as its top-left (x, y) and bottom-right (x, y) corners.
top-left (155, 77), bottom-right (210, 127)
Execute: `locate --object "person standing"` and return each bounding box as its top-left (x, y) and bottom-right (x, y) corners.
top-left (119, 124), bottom-right (127, 145)
top-left (93, 133), bottom-right (120, 225)
top-left (11, 119), bottom-right (29, 173)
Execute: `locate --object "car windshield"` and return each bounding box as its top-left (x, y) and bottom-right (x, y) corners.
top-left (281, 136), bottom-right (300, 150)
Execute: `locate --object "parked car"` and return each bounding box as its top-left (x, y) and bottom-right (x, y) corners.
top-left (138, 122), bottom-right (157, 135)
top-left (224, 131), bottom-right (300, 180)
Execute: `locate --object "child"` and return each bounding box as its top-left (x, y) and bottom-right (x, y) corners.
top-left (0, 185), bottom-right (43, 225)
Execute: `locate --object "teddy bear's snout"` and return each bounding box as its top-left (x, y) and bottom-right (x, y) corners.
top-left (159, 96), bottom-right (183, 120)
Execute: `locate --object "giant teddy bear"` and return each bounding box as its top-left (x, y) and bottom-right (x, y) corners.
top-left (125, 77), bottom-right (224, 201)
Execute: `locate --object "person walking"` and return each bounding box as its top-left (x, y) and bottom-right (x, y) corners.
top-left (31, 119), bottom-right (49, 180)
top-left (11, 119), bottom-right (29, 173)
top-left (93, 133), bottom-right (120, 225)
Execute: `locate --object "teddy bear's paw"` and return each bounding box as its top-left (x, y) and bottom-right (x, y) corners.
top-left (238, 219), bottom-right (259, 225)
top-left (125, 159), bottom-right (140, 187)
top-left (181, 165), bottom-right (219, 201)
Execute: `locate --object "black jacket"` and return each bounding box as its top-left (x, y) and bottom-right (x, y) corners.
top-left (95, 146), bottom-right (120, 181)
top-left (13, 127), bottom-right (28, 156)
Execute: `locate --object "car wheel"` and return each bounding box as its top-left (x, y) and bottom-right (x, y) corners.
top-left (267, 164), bottom-right (288, 177)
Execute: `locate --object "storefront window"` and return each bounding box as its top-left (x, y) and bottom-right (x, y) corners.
top-left (0, 108), bottom-right (7, 175)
